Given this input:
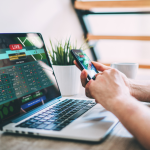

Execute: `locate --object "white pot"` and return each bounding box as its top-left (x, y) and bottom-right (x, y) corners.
top-left (52, 65), bottom-right (81, 96)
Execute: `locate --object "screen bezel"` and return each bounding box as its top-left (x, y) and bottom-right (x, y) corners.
top-left (0, 33), bottom-right (61, 127)
top-left (71, 49), bottom-right (98, 80)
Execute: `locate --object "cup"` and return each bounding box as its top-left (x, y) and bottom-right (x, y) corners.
top-left (111, 63), bottom-right (139, 79)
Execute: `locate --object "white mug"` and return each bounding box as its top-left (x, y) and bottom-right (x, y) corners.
top-left (111, 63), bottom-right (139, 79)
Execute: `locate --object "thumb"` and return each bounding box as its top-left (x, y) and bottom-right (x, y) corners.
top-left (92, 61), bottom-right (111, 72)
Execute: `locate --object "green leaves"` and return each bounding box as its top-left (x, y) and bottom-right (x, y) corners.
top-left (48, 38), bottom-right (84, 65)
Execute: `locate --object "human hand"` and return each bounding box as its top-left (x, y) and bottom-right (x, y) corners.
top-left (74, 61), bottom-right (132, 111)
top-left (74, 60), bottom-right (132, 96)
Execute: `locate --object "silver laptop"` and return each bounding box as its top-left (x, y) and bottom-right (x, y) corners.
top-left (0, 33), bottom-right (118, 142)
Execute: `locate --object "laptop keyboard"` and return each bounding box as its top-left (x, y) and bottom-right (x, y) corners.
top-left (16, 99), bottom-right (96, 131)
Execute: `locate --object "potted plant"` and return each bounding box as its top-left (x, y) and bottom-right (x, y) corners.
top-left (48, 38), bottom-right (87, 96)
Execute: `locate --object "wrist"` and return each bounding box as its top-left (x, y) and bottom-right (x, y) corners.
top-left (128, 79), bottom-right (135, 97)
top-left (109, 94), bottom-right (134, 114)
top-left (128, 80), bottom-right (149, 102)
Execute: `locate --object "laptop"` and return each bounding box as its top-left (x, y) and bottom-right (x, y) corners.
top-left (0, 33), bottom-right (118, 142)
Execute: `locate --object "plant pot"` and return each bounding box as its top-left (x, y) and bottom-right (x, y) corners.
top-left (52, 65), bottom-right (81, 96)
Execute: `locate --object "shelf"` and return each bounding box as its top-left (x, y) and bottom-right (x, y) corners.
top-left (74, 1), bottom-right (150, 10)
top-left (87, 34), bottom-right (150, 41)
top-left (102, 63), bottom-right (150, 69)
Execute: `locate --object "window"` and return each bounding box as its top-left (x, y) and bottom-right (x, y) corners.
top-left (72, 0), bottom-right (150, 68)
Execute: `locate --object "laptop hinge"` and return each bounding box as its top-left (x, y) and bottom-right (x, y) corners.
top-left (12, 96), bottom-right (62, 123)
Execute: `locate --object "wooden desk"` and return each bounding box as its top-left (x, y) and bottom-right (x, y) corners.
top-left (0, 123), bottom-right (144, 150)
top-left (0, 69), bottom-right (149, 150)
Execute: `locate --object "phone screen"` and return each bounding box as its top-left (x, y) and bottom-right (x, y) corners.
top-left (72, 50), bottom-right (98, 79)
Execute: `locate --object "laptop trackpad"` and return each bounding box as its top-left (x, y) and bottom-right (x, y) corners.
top-left (82, 109), bottom-right (108, 121)
top-left (80, 108), bottom-right (117, 125)
top-left (63, 108), bottom-right (118, 141)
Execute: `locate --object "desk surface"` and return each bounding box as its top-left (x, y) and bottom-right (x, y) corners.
top-left (0, 69), bottom-right (149, 150)
top-left (0, 123), bottom-right (144, 150)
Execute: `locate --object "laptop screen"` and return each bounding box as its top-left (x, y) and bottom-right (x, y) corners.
top-left (0, 33), bottom-right (61, 125)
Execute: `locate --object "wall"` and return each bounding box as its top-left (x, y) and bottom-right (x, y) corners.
top-left (0, 0), bottom-right (93, 59)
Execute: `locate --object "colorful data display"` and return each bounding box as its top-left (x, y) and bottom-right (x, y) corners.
top-left (0, 33), bottom-right (61, 124)
top-left (0, 60), bottom-right (52, 105)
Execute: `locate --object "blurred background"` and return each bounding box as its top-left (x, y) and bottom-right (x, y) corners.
top-left (0, 0), bottom-right (150, 69)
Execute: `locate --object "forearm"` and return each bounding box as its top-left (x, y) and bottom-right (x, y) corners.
top-left (111, 96), bottom-right (150, 149)
top-left (130, 80), bottom-right (150, 102)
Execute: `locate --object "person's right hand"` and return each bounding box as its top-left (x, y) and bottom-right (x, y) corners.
top-left (74, 60), bottom-right (132, 111)
top-left (74, 60), bottom-right (133, 98)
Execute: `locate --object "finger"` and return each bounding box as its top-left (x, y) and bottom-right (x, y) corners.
top-left (85, 80), bottom-right (94, 98)
top-left (73, 60), bottom-right (82, 71)
top-left (95, 72), bottom-right (103, 78)
top-left (85, 89), bottom-right (93, 98)
top-left (92, 61), bottom-right (111, 72)
top-left (80, 69), bottom-right (88, 87)
top-left (95, 99), bottom-right (98, 103)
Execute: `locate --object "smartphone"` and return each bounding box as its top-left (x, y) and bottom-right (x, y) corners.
top-left (71, 49), bottom-right (99, 80)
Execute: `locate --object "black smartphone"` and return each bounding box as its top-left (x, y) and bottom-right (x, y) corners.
top-left (71, 49), bottom-right (99, 80)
